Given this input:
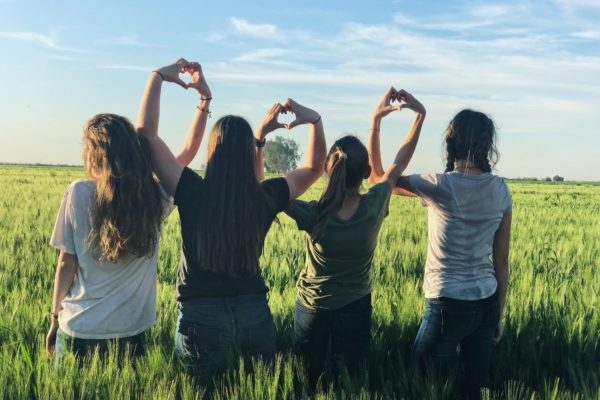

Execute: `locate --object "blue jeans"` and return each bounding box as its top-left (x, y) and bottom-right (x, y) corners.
top-left (412, 291), bottom-right (500, 399)
top-left (174, 293), bottom-right (276, 382)
top-left (294, 294), bottom-right (372, 388)
top-left (55, 328), bottom-right (146, 360)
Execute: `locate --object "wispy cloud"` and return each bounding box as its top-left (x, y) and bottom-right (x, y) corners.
top-left (100, 64), bottom-right (152, 72)
top-left (0, 31), bottom-right (89, 52)
top-left (572, 30), bottom-right (600, 39)
top-left (115, 34), bottom-right (159, 47)
top-left (230, 17), bottom-right (280, 40)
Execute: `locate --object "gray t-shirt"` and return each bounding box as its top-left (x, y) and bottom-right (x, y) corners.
top-left (50, 180), bottom-right (174, 339)
top-left (410, 172), bottom-right (512, 300)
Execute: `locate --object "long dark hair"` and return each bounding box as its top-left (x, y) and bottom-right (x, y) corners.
top-left (198, 115), bottom-right (270, 277)
top-left (445, 109), bottom-right (498, 173)
top-left (311, 136), bottom-right (370, 243)
top-left (83, 113), bottom-right (164, 263)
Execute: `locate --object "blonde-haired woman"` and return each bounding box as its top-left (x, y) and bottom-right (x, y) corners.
top-left (45, 62), bottom-right (211, 358)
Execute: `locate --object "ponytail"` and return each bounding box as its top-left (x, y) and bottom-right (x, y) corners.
top-left (311, 147), bottom-right (348, 244)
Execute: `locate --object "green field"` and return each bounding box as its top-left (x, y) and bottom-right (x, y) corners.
top-left (0, 165), bottom-right (598, 399)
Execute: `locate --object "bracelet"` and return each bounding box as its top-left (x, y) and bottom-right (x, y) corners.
top-left (50, 312), bottom-right (58, 319)
top-left (153, 70), bottom-right (165, 81)
top-left (200, 97), bottom-right (212, 101)
top-left (370, 127), bottom-right (380, 131)
top-left (255, 137), bottom-right (266, 148)
top-left (312, 115), bottom-right (322, 124)
top-left (196, 106), bottom-right (212, 118)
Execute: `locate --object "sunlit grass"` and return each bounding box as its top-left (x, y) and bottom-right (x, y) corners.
top-left (0, 165), bottom-right (598, 399)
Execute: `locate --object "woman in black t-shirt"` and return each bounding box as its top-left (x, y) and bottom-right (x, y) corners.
top-left (137, 59), bottom-right (327, 381)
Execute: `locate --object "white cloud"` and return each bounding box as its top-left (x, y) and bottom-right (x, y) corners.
top-left (230, 17), bottom-right (279, 39)
top-left (0, 31), bottom-right (89, 52)
top-left (100, 64), bottom-right (152, 72)
top-left (572, 30), bottom-right (600, 39)
top-left (115, 34), bottom-right (158, 47)
top-left (469, 4), bottom-right (510, 19)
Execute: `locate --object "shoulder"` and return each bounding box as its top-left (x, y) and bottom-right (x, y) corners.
top-left (261, 177), bottom-right (290, 210)
top-left (365, 181), bottom-right (392, 201)
top-left (66, 179), bottom-right (95, 202)
top-left (174, 167), bottom-right (204, 206)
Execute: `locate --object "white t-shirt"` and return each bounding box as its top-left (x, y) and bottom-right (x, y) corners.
top-left (50, 180), bottom-right (174, 339)
top-left (410, 172), bottom-right (512, 300)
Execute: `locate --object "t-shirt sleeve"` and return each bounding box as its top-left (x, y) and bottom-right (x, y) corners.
top-left (366, 182), bottom-right (392, 218)
top-left (158, 184), bottom-right (176, 221)
top-left (289, 200), bottom-right (319, 233)
top-left (174, 167), bottom-right (203, 210)
top-left (261, 178), bottom-right (291, 214)
top-left (502, 181), bottom-right (513, 214)
top-left (409, 174), bottom-right (447, 207)
top-left (50, 183), bottom-right (77, 255)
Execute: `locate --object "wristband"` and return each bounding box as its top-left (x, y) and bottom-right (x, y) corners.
top-left (255, 137), bottom-right (266, 148)
top-left (50, 312), bottom-right (59, 319)
top-left (200, 97), bottom-right (212, 101)
top-left (312, 115), bottom-right (322, 124)
top-left (153, 70), bottom-right (165, 81)
top-left (196, 106), bottom-right (212, 118)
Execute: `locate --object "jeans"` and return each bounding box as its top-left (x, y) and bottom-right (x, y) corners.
top-left (294, 294), bottom-right (372, 388)
top-left (412, 291), bottom-right (500, 400)
top-left (174, 293), bottom-right (276, 382)
top-left (55, 328), bottom-right (146, 360)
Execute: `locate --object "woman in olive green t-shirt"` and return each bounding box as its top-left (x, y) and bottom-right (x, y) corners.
top-left (286, 87), bottom-right (426, 388)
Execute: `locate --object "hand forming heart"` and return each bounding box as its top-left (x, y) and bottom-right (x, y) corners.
top-left (257, 98), bottom-right (321, 139)
top-left (373, 86), bottom-right (425, 120)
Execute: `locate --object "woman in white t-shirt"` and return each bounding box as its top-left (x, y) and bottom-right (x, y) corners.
top-left (45, 62), bottom-right (212, 358)
top-left (369, 108), bottom-right (512, 399)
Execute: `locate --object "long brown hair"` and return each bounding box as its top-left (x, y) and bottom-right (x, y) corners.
top-left (198, 115), bottom-right (271, 277)
top-left (83, 114), bottom-right (164, 263)
top-left (445, 109), bottom-right (498, 173)
top-left (311, 136), bottom-right (370, 243)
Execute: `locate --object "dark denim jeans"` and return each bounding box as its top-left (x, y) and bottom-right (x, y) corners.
top-left (174, 293), bottom-right (276, 382)
top-left (294, 294), bottom-right (372, 388)
top-left (412, 291), bottom-right (500, 400)
top-left (55, 328), bottom-right (146, 360)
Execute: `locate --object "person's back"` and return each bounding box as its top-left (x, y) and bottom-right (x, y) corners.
top-left (52, 179), bottom-right (170, 340)
top-left (292, 181), bottom-right (390, 309)
top-left (289, 87), bottom-right (427, 389)
top-left (46, 113), bottom-right (184, 359)
top-left (410, 171), bottom-right (512, 299)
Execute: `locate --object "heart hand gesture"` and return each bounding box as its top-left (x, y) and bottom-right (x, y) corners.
top-left (184, 62), bottom-right (212, 99)
top-left (257, 103), bottom-right (287, 139)
top-left (283, 98), bottom-right (321, 130)
top-left (373, 87), bottom-right (426, 121)
top-left (154, 58), bottom-right (190, 89)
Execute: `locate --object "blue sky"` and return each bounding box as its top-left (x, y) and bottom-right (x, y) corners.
top-left (0, 0), bottom-right (599, 180)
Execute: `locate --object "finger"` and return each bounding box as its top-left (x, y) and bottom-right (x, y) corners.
top-left (175, 78), bottom-right (188, 89)
top-left (287, 119), bottom-right (300, 129)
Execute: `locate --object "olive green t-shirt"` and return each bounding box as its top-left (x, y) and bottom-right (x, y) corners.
top-left (289, 182), bottom-right (392, 310)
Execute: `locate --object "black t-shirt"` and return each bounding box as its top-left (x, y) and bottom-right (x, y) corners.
top-left (173, 167), bottom-right (290, 300)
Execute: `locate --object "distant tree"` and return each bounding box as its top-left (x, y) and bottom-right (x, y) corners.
top-left (264, 136), bottom-right (301, 174)
top-left (552, 175), bottom-right (564, 182)
top-left (544, 177), bottom-right (552, 182)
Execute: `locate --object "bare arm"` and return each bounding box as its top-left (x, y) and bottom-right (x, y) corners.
top-left (46, 251), bottom-right (78, 356)
top-left (175, 62), bottom-right (212, 167)
top-left (255, 103), bottom-right (287, 181)
top-left (493, 212), bottom-right (512, 344)
top-left (369, 88), bottom-right (426, 188)
top-left (137, 59), bottom-right (212, 195)
top-left (283, 98), bottom-right (327, 201)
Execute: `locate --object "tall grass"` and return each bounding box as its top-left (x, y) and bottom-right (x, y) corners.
top-left (0, 165), bottom-right (598, 399)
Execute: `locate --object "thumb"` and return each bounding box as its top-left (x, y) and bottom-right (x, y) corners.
top-left (287, 118), bottom-right (300, 130)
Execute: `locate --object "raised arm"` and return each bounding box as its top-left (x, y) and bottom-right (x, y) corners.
top-left (368, 86), bottom-right (399, 185)
top-left (492, 212), bottom-right (512, 344)
top-left (282, 99), bottom-right (327, 201)
top-left (46, 251), bottom-right (78, 356)
top-left (175, 62), bottom-right (212, 167)
top-left (255, 103), bottom-right (287, 181)
top-left (369, 88), bottom-right (426, 189)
